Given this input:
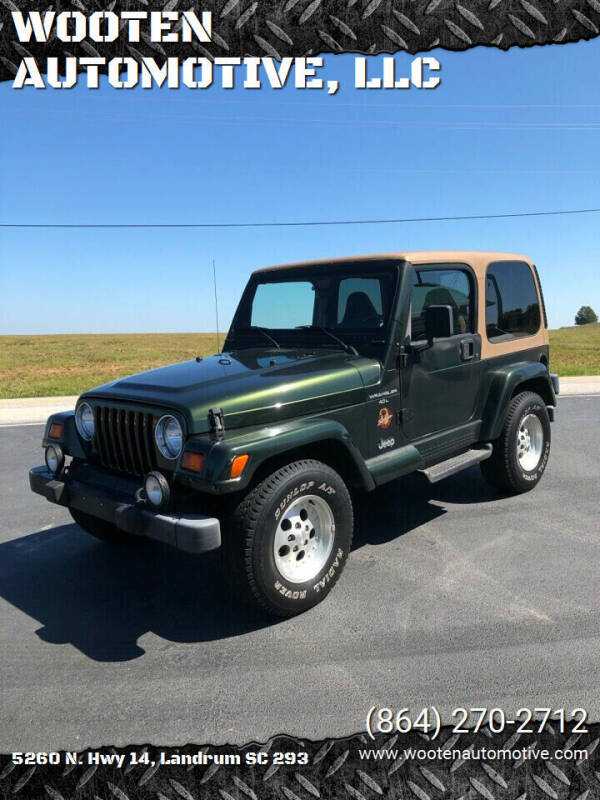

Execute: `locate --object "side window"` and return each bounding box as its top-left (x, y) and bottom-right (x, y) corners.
top-left (411, 267), bottom-right (473, 340)
top-left (336, 277), bottom-right (383, 328)
top-left (485, 261), bottom-right (541, 341)
top-left (251, 281), bottom-right (315, 328)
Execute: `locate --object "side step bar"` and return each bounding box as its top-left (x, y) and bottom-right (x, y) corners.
top-left (420, 444), bottom-right (493, 484)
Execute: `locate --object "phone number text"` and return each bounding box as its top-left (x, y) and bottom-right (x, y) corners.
top-left (365, 707), bottom-right (589, 741)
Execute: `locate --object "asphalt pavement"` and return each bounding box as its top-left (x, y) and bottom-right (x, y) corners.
top-left (1, 396), bottom-right (599, 751)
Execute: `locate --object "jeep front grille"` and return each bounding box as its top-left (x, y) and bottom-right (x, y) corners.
top-left (93, 406), bottom-right (157, 476)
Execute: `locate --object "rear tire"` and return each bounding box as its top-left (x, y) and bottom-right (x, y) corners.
top-left (480, 391), bottom-right (551, 494)
top-left (222, 460), bottom-right (353, 617)
top-left (69, 508), bottom-right (140, 545)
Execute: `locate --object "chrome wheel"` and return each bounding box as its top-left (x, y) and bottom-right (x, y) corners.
top-left (273, 495), bottom-right (335, 584)
top-left (517, 413), bottom-right (544, 471)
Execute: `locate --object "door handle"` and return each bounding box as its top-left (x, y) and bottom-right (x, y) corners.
top-left (460, 339), bottom-right (475, 360)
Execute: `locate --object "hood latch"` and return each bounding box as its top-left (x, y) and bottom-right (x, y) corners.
top-left (209, 407), bottom-right (225, 440)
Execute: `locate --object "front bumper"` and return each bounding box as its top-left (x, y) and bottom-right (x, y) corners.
top-left (29, 466), bottom-right (221, 554)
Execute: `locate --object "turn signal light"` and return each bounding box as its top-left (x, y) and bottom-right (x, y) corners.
top-left (230, 454), bottom-right (249, 479)
top-left (182, 451), bottom-right (205, 473)
top-left (49, 422), bottom-right (64, 439)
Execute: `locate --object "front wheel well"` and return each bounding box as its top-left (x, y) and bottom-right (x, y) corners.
top-left (247, 439), bottom-right (366, 492)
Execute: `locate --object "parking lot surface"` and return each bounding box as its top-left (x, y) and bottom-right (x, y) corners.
top-left (1, 396), bottom-right (599, 751)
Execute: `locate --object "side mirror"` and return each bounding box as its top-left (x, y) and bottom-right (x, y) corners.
top-left (424, 305), bottom-right (453, 342)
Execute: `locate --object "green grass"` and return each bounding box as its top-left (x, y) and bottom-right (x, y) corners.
top-left (0, 333), bottom-right (220, 398)
top-left (1, 324), bottom-right (598, 398)
top-left (549, 322), bottom-right (600, 376)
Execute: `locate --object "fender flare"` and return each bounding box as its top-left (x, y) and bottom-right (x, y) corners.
top-left (480, 361), bottom-right (556, 441)
top-left (42, 410), bottom-right (87, 459)
top-left (185, 417), bottom-right (375, 492)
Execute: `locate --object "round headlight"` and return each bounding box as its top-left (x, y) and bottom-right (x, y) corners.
top-left (145, 471), bottom-right (170, 508)
top-left (45, 444), bottom-right (64, 475)
top-left (154, 415), bottom-right (183, 459)
top-left (75, 402), bottom-right (95, 441)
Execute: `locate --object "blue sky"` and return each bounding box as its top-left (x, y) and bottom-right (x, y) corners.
top-left (1, 40), bottom-right (599, 334)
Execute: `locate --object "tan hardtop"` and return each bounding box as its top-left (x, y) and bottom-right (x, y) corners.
top-left (255, 251), bottom-right (547, 357)
top-left (255, 251), bottom-right (534, 278)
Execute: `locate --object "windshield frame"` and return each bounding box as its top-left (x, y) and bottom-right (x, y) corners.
top-left (225, 260), bottom-right (404, 360)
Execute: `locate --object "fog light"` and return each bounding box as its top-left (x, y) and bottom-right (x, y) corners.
top-left (144, 471), bottom-right (170, 508)
top-left (45, 444), bottom-right (64, 475)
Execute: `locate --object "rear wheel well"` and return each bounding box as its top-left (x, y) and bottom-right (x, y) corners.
top-left (511, 376), bottom-right (553, 406)
top-left (248, 439), bottom-right (365, 492)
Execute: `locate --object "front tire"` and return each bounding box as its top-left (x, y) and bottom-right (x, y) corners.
top-left (480, 391), bottom-right (551, 494)
top-left (223, 460), bottom-right (353, 617)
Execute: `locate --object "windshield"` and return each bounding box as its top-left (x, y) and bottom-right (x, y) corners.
top-left (226, 261), bottom-right (400, 358)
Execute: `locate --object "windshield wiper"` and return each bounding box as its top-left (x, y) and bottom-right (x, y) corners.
top-left (295, 326), bottom-right (358, 356)
top-left (235, 326), bottom-right (281, 349)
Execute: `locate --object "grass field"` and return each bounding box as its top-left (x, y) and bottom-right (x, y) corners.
top-left (1, 325), bottom-right (599, 398)
top-left (0, 333), bottom-right (220, 398)
top-left (548, 323), bottom-right (600, 376)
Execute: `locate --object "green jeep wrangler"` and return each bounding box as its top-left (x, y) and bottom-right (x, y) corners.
top-left (30, 251), bottom-right (559, 617)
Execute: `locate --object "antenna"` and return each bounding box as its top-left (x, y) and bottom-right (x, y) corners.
top-left (212, 258), bottom-right (221, 353)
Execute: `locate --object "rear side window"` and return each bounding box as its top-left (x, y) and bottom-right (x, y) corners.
top-left (486, 261), bottom-right (541, 341)
top-left (411, 267), bottom-right (474, 340)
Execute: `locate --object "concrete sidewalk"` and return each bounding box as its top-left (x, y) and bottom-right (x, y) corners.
top-left (0, 396), bottom-right (78, 426)
top-left (1, 376), bottom-right (598, 426)
top-left (555, 375), bottom-right (600, 395)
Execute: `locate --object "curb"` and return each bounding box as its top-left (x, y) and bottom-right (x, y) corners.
top-left (0, 396), bottom-right (78, 426)
top-left (1, 378), bottom-right (599, 426)
top-left (555, 376), bottom-right (600, 395)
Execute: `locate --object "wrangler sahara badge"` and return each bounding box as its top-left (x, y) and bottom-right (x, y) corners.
top-left (30, 252), bottom-right (559, 617)
top-left (377, 406), bottom-right (393, 429)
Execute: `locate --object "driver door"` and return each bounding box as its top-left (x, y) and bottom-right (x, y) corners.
top-left (400, 264), bottom-right (481, 444)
